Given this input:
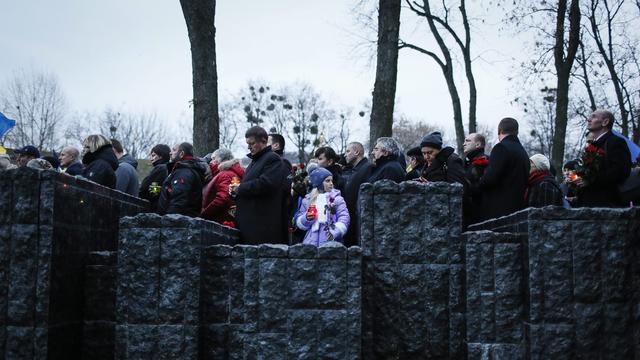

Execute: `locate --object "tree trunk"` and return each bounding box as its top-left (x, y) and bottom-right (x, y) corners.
top-left (370, 0), bottom-right (401, 149)
top-left (460, 0), bottom-right (477, 134)
top-left (180, 0), bottom-right (220, 156)
top-left (551, 0), bottom-right (581, 175)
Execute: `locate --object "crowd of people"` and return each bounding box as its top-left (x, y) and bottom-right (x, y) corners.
top-left (1, 109), bottom-right (638, 247)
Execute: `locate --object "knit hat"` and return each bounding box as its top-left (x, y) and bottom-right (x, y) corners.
top-left (309, 167), bottom-right (332, 189)
top-left (529, 154), bottom-right (550, 172)
top-left (420, 131), bottom-right (443, 150)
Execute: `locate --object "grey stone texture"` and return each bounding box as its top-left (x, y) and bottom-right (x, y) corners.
top-left (115, 214), bottom-right (361, 360)
top-left (0, 168), bottom-right (147, 359)
top-left (467, 206), bottom-right (640, 360)
top-left (359, 180), bottom-right (466, 359)
top-left (115, 213), bottom-right (238, 359)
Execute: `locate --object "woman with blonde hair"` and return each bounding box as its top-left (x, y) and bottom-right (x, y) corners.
top-left (81, 134), bottom-right (118, 188)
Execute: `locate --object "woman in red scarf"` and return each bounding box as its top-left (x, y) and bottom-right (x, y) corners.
top-left (525, 154), bottom-right (564, 207)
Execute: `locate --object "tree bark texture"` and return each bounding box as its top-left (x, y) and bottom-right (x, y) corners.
top-left (551, 0), bottom-right (581, 175)
top-left (180, 0), bottom-right (220, 156)
top-left (370, 0), bottom-right (401, 149)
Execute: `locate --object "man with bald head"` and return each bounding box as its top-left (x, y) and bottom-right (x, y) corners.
top-left (59, 146), bottom-right (84, 175)
top-left (576, 109), bottom-right (631, 207)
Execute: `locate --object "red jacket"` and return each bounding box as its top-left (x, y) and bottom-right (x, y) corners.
top-left (201, 159), bottom-right (245, 223)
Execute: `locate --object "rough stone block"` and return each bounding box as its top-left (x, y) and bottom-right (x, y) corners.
top-left (318, 310), bottom-right (347, 359)
top-left (7, 224), bottom-right (39, 325)
top-left (158, 230), bottom-right (200, 324)
top-left (289, 243), bottom-right (317, 259)
top-left (258, 258), bottom-right (288, 332)
top-left (571, 222), bottom-right (603, 303)
top-left (317, 259), bottom-right (347, 308)
top-left (288, 259), bottom-right (317, 309)
top-left (259, 243), bottom-right (288, 258)
top-left (318, 241), bottom-right (346, 259)
top-left (288, 310), bottom-right (317, 359)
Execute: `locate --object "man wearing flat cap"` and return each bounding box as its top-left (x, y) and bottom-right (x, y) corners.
top-left (15, 145), bottom-right (40, 167)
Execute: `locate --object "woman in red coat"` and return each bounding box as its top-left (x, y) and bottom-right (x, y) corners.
top-left (201, 148), bottom-right (245, 226)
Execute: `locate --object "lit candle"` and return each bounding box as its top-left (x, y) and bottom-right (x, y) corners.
top-left (307, 204), bottom-right (317, 219)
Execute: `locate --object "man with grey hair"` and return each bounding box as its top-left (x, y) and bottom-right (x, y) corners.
top-left (59, 146), bottom-right (84, 175)
top-left (367, 137), bottom-right (405, 183)
top-left (342, 141), bottom-right (374, 246)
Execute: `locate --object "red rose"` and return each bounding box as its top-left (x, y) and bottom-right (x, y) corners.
top-left (471, 156), bottom-right (489, 167)
top-left (585, 144), bottom-right (598, 153)
top-left (299, 163), bottom-right (306, 169)
top-left (222, 220), bottom-right (236, 228)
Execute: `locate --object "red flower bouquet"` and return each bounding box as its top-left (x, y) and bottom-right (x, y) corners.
top-left (471, 155), bottom-right (489, 167)
top-left (576, 142), bottom-right (606, 183)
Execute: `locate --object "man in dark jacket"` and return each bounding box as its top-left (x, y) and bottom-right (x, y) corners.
top-left (367, 137), bottom-right (405, 183)
top-left (111, 139), bottom-right (139, 196)
top-left (463, 133), bottom-right (489, 226)
top-left (269, 133), bottom-right (294, 244)
top-left (139, 144), bottom-right (170, 210)
top-left (419, 131), bottom-right (467, 185)
top-left (342, 141), bottom-right (373, 247)
top-left (576, 110), bottom-right (631, 207)
top-left (229, 126), bottom-right (287, 245)
top-left (157, 142), bottom-right (206, 217)
top-left (59, 146), bottom-right (84, 175)
top-left (473, 117), bottom-right (530, 221)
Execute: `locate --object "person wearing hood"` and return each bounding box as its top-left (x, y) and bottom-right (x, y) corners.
top-left (419, 131), bottom-right (467, 185)
top-left (157, 142), bottom-right (206, 217)
top-left (81, 135), bottom-right (119, 189)
top-left (111, 139), bottom-right (139, 196)
top-left (294, 167), bottom-right (350, 246)
top-left (229, 126), bottom-right (287, 245)
top-left (201, 148), bottom-right (245, 225)
top-left (526, 154), bottom-right (564, 207)
top-left (139, 144), bottom-right (171, 210)
top-left (367, 137), bottom-right (405, 183)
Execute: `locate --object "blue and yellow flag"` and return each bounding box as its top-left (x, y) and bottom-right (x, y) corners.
top-left (0, 112), bottom-right (17, 138)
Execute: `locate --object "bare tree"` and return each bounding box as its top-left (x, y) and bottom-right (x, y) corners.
top-left (97, 109), bottom-right (169, 159)
top-left (218, 101), bottom-right (241, 150)
top-left (180, 0), bottom-right (220, 156)
top-left (401, 0), bottom-right (476, 154)
top-left (392, 115), bottom-right (437, 151)
top-left (370, 0), bottom-right (401, 149)
top-left (0, 69), bottom-right (67, 151)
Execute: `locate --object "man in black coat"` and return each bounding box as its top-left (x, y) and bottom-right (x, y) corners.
top-left (419, 131), bottom-right (467, 185)
top-left (463, 133), bottom-right (489, 226)
top-left (139, 144), bottom-right (171, 211)
top-left (157, 142), bottom-right (206, 217)
top-left (342, 141), bottom-right (373, 247)
top-left (367, 137), bottom-right (405, 183)
top-left (230, 126), bottom-right (287, 245)
top-left (575, 110), bottom-right (631, 207)
top-left (268, 133), bottom-right (294, 244)
top-left (473, 118), bottom-right (530, 221)
top-left (59, 146), bottom-right (84, 176)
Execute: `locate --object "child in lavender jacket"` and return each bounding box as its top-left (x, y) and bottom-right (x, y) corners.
top-left (295, 167), bottom-right (350, 246)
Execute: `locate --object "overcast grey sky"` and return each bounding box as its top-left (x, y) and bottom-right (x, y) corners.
top-left (1, 0), bottom-right (525, 146)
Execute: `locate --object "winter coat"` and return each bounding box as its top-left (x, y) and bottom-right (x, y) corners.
top-left (82, 144), bottom-right (118, 189)
top-left (421, 146), bottom-right (467, 185)
top-left (235, 146), bottom-right (287, 245)
top-left (62, 161), bottom-right (84, 176)
top-left (576, 131), bottom-right (632, 207)
top-left (342, 158), bottom-right (373, 247)
top-left (463, 149), bottom-right (489, 227)
top-left (472, 135), bottom-right (530, 222)
top-left (157, 157), bottom-right (206, 217)
top-left (115, 154), bottom-right (139, 196)
top-left (139, 158), bottom-right (169, 210)
top-left (367, 155), bottom-right (405, 184)
top-left (295, 189), bottom-right (350, 246)
top-left (526, 171), bottom-right (564, 208)
top-left (201, 159), bottom-right (245, 224)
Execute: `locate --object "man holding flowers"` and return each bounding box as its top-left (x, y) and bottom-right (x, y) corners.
top-left (575, 110), bottom-right (631, 207)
